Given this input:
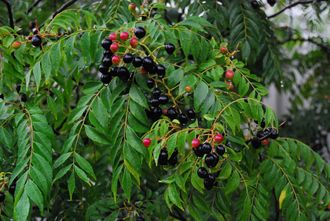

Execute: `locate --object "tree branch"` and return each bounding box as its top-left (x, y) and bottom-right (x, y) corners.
top-left (268, 0), bottom-right (325, 19)
top-left (279, 37), bottom-right (330, 53)
top-left (1, 0), bottom-right (14, 28)
top-left (51, 0), bottom-right (78, 19)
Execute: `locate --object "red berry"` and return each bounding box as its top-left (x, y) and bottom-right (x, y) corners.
top-left (110, 43), bottom-right (119, 52)
top-left (143, 138), bottom-right (152, 147)
top-left (130, 37), bottom-right (138, 48)
top-left (128, 3), bottom-right (136, 12)
top-left (12, 41), bottom-right (21, 49)
top-left (109, 33), bottom-right (117, 41)
top-left (225, 69), bottom-right (235, 80)
top-left (120, 32), bottom-right (129, 41)
top-left (112, 55), bottom-right (120, 65)
top-left (214, 134), bottom-right (224, 143)
top-left (261, 139), bottom-right (270, 146)
top-left (192, 138), bottom-right (200, 149)
top-left (220, 46), bottom-right (228, 54)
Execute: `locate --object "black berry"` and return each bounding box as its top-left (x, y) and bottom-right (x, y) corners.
top-left (103, 50), bottom-right (113, 58)
top-left (99, 64), bottom-right (109, 74)
top-left (205, 153), bottom-right (219, 168)
top-left (215, 145), bottom-right (225, 156)
top-left (267, 0), bottom-right (277, 6)
top-left (149, 107), bottom-right (162, 120)
top-left (158, 95), bottom-right (169, 105)
top-left (0, 94), bottom-right (3, 99)
top-left (100, 74), bottom-right (112, 84)
top-left (158, 148), bottom-right (168, 165)
top-left (167, 107), bottom-right (177, 120)
top-left (178, 113), bottom-right (188, 125)
top-left (251, 137), bottom-right (261, 149)
top-left (0, 192), bottom-right (5, 202)
top-left (142, 57), bottom-right (154, 72)
top-left (168, 149), bottom-right (178, 165)
top-left (204, 174), bottom-right (216, 190)
top-left (165, 43), bottom-right (175, 55)
top-left (117, 67), bottom-right (130, 82)
top-left (101, 38), bottom-right (112, 50)
top-left (102, 57), bottom-right (112, 66)
top-left (250, 0), bottom-right (260, 9)
top-left (202, 142), bottom-right (212, 155)
top-left (134, 27), bottom-right (146, 39)
top-left (146, 79), bottom-right (154, 88)
top-left (197, 167), bottom-right (208, 178)
top-left (20, 93), bottom-right (28, 102)
top-left (31, 35), bottom-right (42, 47)
top-left (32, 28), bottom-right (39, 35)
top-left (152, 88), bottom-right (162, 98)
top-left (149, 98), bottom-right (160, 107)
top-left (193, 144), bottom-right (204, 157)
top-left (269, 128), bottom-right (279, 139)
top-left (109, 67), bottom-right (118, 76)
top-left (132, 56), bottom-right (143, 67)
top-left (155, 64), bottom-right (166, 78)
top-left (186, 109), bottom-right (196, 120)
top-left (123, 53), bottom-right (134, 63)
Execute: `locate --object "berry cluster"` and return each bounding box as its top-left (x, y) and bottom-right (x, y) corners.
top-left (251, 127), bottom-right (279, 148)
top-left (158, 148), bottom-right (178, 166)
top-left (192, 134), bottom-right (226, 190)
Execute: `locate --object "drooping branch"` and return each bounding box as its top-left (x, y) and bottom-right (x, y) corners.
top-left (268, 0), bottom-right (326, 19)
top-left (279, 37), bottom-right (330, 54)
top-left (1, 0), bottom-right (15, 28)
top-left (51, 0), bottom-right (78, 19)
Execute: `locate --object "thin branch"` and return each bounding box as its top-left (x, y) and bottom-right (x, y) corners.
top-left (51, 0), bottom-right (78, 19)
top-left (279, 37), bottom-right (330, 53)
top-left (267, 0), bottom-right (326, 19)
top-left (1, 0), bottom-right (14, 28)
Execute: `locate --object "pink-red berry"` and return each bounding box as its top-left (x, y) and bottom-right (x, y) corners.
top-left (128, 3), bottom-right (136, 12)
top-left (192, 138), bottom-right (200, 149)
top-left (110, 43), bottom-right (119, 52)
top-left (130, 37), bottom-right (138, 48)
top-left (109, 33), bottom-right (117, 41)
top-left (143, 138), bottom-right (152, 147)
top-left (214, 134), bottom-right (224, 143)
top-left (112, 55), bottom-right (120, 65)
top-left (120, 32), bottom-right (129, 41)
top-left (225, 69), bottom-right (235, 80)
top-left (12, 41), bottom-right (21, 49)
top-left (220, 46), bottom-right (228, 54)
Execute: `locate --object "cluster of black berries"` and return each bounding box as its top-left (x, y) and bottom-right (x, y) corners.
top-left (158, 148), bottom-right (178, 166)
top-left (146, 87), bottom-right (169, 121)
top-left (27, 22), bottom-right (42, 47)
top-left (251, 127), bottom-right (279, 148)
top-left (197, 167), bottom-right (220, 190)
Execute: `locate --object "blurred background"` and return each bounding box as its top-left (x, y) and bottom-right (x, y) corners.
top-left (0, 0), bottom-right (329, 161)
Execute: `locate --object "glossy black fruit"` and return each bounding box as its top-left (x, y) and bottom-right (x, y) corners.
top-left (250, 0), bottom-right (260, 9)
top-left (103, 50), bottom-right (113, 59)
top-left (102, 57), bottom-right (112, 66)
top-left (99, 64), bottom-right (109, 74)
top-left (260, 119), bottom-right (266, 128)
top-left (165, 43), bottom-right (175, 54)
top-left (193, 144), bottom-right (204, 157)
top-left (204, 174), bottom-right (216, 190)
top-left (251, 137), bottom-right (261, 149)
top-left (152, 88), bottom-right (161, 98)
top-left (186, 109), bottom-right (196, 120)
top-left (31, 35), bottom-right (42, 47)
top-left (101, 38), bottom-right (112, 50)
top-left (149, 98), bottom-right (160, 107)
top-left (132, 56), bottom-right (143, 67)
top-left (149, 107), bottom-right (162, 120)
top-left (146, 79), bottom-right (154, 88)
top-left (167, 107), bottom-right (177, 120)
top-left (197, 167), bottom-right (208, 178)
top-left (201, 142), bottom-right (212, 155)
top-left (158, 95), bottom-right (169, 105)
top-left (168, 149), bottom-right (178, 165)
top-left (20, 93), bottom-right (28, 102)
top-left (109, 67), bottom-right (118, 76)
top-left (158, 148), bottom-right (168, 165)
top-left (134, 27), bottom-right (146, 39)
top-left (123, 53), bottom-right (134, 63)
top-left (205, 153), bottom-right (219, 168)
top-left (0, 192), bottom-right (5, 202)
top-left (178, 113), bottom-right (188, 125)
top-left (267, 0), bottom-right (277, 6)
top-left (155, 64), bottom-right (166, 78)
top-left (142, 57), bottom-right (154, 72)
top-left (269, 128), bottom-right (279, 139)
top-left (215, 145), bottom-right (225, 156)
top-left (100, 74), bottom-right (112, 84)
top-left (32, 28), bottom-right (39, 35)
top-left (117, 67), bottom-right (130, 81)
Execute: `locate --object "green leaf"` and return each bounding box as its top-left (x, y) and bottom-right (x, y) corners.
top-left (68, 172), bottom-right (75, 201)
top-left (14, 191), bottom-right (30, 221)
top-left (225, 169), bottom-right (240, 195)
top-left (194, 81), bottom-right (209, 111)
top-left (26, 180), bottom-right (44, 213)
top-left (74, 153), bottom-right (96, 180)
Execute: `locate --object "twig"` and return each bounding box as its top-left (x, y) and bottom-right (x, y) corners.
top-left (1, 0), bottom-right (14, 28)
top-left (267, 0), bottom-right (326, 19)
top-left (51, 0), bottom-right (78, 19)
top-left (279, 37), bottom-right (330, 53)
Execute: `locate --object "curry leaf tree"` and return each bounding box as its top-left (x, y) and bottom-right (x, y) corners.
top-left (0, 1), bottom-right (329, 221)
